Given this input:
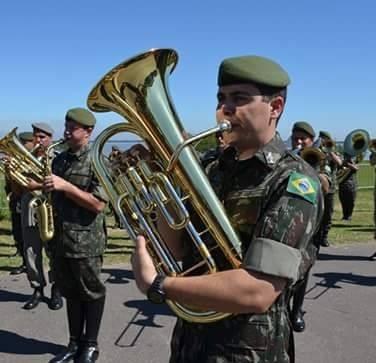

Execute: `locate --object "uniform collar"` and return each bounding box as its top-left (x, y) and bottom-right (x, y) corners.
top-left (253, 132), bottom-right (287, 168)
top-left (67, 143), bottom-right (91, 160)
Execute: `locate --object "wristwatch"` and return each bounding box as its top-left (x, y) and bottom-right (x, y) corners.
top-left (147, 274), bottom-right (166, 304)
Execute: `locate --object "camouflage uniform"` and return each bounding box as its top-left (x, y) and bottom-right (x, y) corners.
top-left (51, 143), bottom-right (108, 301)
top-left (5, 178), bottom-right (25, 259)
top-left (319, 152), bottom-right (338, 244)
top-left (338, 155), bottom-right (358, 220)
top-left (370, 152), bottom-right (376, 239)
top-left (169, 133), bottom-right (323, 363)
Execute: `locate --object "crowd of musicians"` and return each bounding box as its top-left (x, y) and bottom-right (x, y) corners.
top-left (1, 52), bottom-right (376, 363)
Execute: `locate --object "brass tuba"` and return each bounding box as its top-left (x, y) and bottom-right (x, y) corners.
top-left (336, 129), bottom-right (370, 184)
top-left (0, 128), bottom-right (63, 242)
top-left (87, 49), bottom-right (242, 323)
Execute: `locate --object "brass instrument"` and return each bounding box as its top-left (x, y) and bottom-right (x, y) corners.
top-left (0, 128), bottom-right (45, 187)
top-left (336, 129), bottom-right (370, 184)
top-left (343, 129), bottom-right (370, 157)
top-left (0, 128), bottom-right (64, 242)
top-left (300, 146), bottom-right (326, 170)
top-left (320, 138), bottom-right (336, 153)
top-left (87, 48), bottom-right (242, 323)
top-left (28, 139), bottom-right (65, 242)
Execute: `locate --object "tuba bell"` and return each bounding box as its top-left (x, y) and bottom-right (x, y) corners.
top-left (0, 128), bottom-right (63, 242)
top-left (336, 129), bottom-right (370, 184)
top-left (87, 49), bottom-right (242, 323)
top-left (343, 129), bottom-right (370, 157)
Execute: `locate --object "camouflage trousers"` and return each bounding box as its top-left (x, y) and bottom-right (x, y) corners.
top-left (53, 256), bottom-right (106, 301)
top-left (338, 180), bottom-right (356, 219)
top-left (320, 192), bottom-right (335, 242)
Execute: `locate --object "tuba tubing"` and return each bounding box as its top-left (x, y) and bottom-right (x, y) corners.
top-left (88, 49), bottom-right (242, 323)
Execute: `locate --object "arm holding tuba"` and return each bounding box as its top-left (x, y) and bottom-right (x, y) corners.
top-left (88, 49), bottom-right (242, 323)
top-left (336, 129), bottom-right (369, 184)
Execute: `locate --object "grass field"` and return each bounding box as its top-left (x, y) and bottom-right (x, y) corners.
top-left (0, 165), bottom-right (375, 275)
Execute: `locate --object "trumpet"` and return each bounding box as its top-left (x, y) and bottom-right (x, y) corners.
top-left (300, 146), bottom-right (326, 170)
top-left (320, 138), bottom-right (336, 153)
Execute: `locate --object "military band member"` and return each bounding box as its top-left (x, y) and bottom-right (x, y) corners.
top-left (7, 131), bottom-right (34, 275)
top-left (338, 153), bottom-right (359, 221)
top-left (21, 122), bottom-right (63, 310)
top-left (131, 56), bottom-right (323, 362)
top-left (318, 130), bottom-right (343, 247)
top-left (45, 108), bottom-right (108, 363)
top-left (369, 151), bottom-right (376, 260)
top-left (289, 121), bottom-right (327, 333)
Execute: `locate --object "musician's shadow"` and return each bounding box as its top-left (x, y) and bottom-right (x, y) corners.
top-left (313, 271), bottom-right (376, 287)
top-left (305, 271), bottom-right (376, 300)
top-left (0, 289), bottom-right (29, 302)
top-left (102, 267), bottom-right (134, 284)
top-left (125, 299), bottom-right (175, 324)
top-left (0, 329), bottom-right (64, 355)
top-left (115, 299), bottom-right (175, 347)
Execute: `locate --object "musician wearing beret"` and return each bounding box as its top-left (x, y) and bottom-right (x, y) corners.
top-left (132, 55), bottom-right (323, 362)
top-left (21, 123), bottom-right (63, 311)
top-left (289, 121), bottom-right (329, 333)
top-left (7, 131), bottom-right (34, 275)
top-left (44, 108), bottom-right (108, 363)
top-left (318, 130), bottom-right (343, 247)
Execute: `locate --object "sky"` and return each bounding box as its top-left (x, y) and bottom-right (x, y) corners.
top-left (1, 0), bottom-right (375, 143)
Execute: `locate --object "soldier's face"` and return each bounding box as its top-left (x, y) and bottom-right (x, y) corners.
top-left (292, 131), bottom-right (313, 149)
top-left (64, 121), bottom-right (92, 151)
top-left (33, 131), bottom-right (52, 149)
top-left (216, 83), bottom-right (283, 158)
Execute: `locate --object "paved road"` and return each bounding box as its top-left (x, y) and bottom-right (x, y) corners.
top-left (0, 242), bottom-right (375, 363)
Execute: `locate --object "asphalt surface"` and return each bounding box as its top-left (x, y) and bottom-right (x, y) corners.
top-left (0, 242), bottom-right (375, 363)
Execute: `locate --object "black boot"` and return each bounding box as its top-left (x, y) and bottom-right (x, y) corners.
top-left (74, 345), bottom-right (99, 363)
top-left (10, 264), bottom-right (27, 275)
top-left (23, 288), bottom-right (43, 310)
top-left (49, 284), bottom-right (64, 310)
top-left (49, 340), bottom-right (79, 363)
top-left (291, 309), bottom-right (306, 332)
top-left (320, 239), bottom-right (330, 247)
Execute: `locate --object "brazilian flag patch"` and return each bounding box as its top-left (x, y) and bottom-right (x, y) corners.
top-left (286, 172), bottom-right (318, 204)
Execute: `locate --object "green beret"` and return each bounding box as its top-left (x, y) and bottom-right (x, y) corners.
top-left (292, 121), bottom-right (315, 138)
top-left (32, 122), bottom-right (54, 136)
top-left (65, 107), bottom-right (96, 127)
top-left (18, 131), bottom-right (34, 142)
top-left (218, 55), bottom-right (290, 88)
top-left (319, 130), bottom-right (332, 140)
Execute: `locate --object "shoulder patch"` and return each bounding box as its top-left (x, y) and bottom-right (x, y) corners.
top-left (286, 172), bottom-right (318, 204)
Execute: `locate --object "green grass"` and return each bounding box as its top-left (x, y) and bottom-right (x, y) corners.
top-left (0, 217), bottom-right (133, 275)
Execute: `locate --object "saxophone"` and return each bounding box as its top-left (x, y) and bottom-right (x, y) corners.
top-left (28, 139), bottom-right (65, 242)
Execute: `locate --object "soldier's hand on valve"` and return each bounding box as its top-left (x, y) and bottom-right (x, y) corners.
top-left (43, 174), bottom-right (69, 193)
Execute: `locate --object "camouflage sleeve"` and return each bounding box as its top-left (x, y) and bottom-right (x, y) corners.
top-left (90, 173), bottom-right (109, 203)
top-left (243, 172), bottom-right (322, 283)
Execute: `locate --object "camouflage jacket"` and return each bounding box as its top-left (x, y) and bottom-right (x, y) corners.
top-left (322, 151), bottom-right (341, 193)
top-left (51, 143), bottom-right (108, 258)
top-left (170, 133), bottom-right (323, 363)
